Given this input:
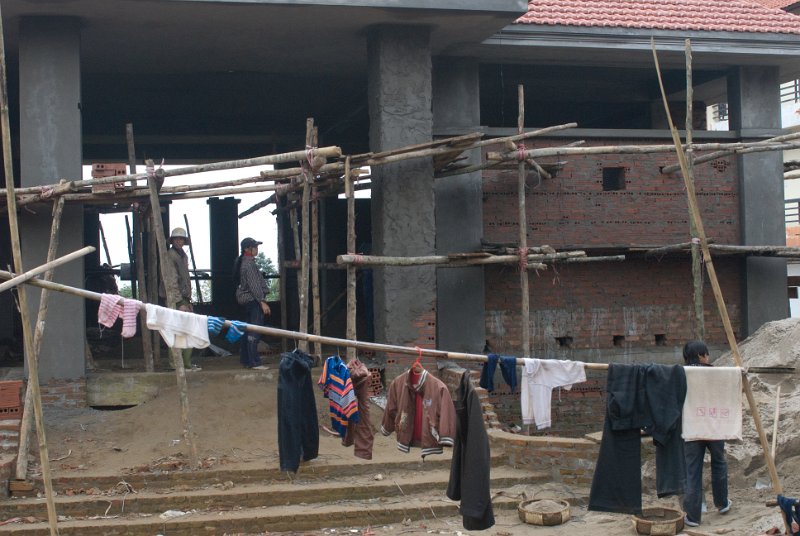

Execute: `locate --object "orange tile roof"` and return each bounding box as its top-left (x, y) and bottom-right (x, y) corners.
top-left (516, 0), bottom-right (800, 34)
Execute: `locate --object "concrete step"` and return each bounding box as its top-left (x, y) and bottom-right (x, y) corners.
top-left (1, 466), bottom-right (546, 519)
top-left (32, 453), bottom-right (509, 494)
top-left (0, 419), bottom-right (21, 432)
top-left (0, 471), bottom-right (562, 536)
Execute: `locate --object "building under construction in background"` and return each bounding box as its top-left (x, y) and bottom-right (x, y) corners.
top-left (0, 0), bottom-right (799, 405)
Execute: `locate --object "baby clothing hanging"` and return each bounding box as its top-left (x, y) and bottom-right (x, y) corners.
top-left (318, 355), bottom-right (360, 438)
top-left (144, 303), bottom-right (209, 349)
top-left (682, 366), bottom-right (742, 441)
top-left (98, 293), bottom-right (143, 338)
top-left (381, 366), bottom-right (456, 458)
top-left (343, 359), bottom-right (375, 460)
top-left (520, 358), bottom-right (586, 429)
top-left (479, 353), bottom-right (518, 392)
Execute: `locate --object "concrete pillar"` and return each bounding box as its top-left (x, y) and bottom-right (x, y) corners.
top-left (19, 17), bottom-right (83, 380)
top-left (208, 197), bottom-right (240, 319)
top-left (432, 57), bottom-right (485, 353)
top-left (728, 66), bottom-right (788, 335)
top-left (367, 25), bottom-right (435, 367)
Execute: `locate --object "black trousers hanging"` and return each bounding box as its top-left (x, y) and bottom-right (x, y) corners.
top-left (278, 349), bottom-right (319, 472)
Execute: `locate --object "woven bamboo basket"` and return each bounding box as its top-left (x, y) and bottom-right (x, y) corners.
top-left (517, 498), bottom-right (571, 526)
top-left (633, 507), bottom-right (685, 536)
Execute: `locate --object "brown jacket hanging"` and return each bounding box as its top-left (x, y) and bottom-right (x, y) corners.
top-left (381, 368), bottom-right (456, 458)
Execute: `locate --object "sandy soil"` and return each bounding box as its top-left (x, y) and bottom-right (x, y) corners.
top-left (24, 319), bottom-right (800, 535)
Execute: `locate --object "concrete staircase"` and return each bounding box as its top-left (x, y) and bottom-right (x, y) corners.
top-left (0, 456), bottom-right (550, 535)
top-left (0, 419), bottom-right (20, 453)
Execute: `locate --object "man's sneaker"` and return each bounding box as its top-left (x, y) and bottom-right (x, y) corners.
top-left (188, 365), bottom-right (202, 371)
top-left (252, 365), bottom-right (268, 370)
top-left (718, 499), bottom-right (733, 514)
top-left (684, 515), bottom-right (700, 527)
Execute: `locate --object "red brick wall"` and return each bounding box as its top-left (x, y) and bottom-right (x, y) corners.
top-left (39, 379), bottom-right (87, 408)
top-left (483, 136), bottom-right (743, 354)
top-left (483, 138), bottom-right (739, 248)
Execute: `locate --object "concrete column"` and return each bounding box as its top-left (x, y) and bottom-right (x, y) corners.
top-left (208, 197), bottom-right (240, 319)
top-left (432, 57), bottom-right (485, 353)
top-left (19, 17), bottom-right (83, 380)
top-left (367, 25), bottom-right (435, 364)
top-left (728, 66), bottom-right (788, 335)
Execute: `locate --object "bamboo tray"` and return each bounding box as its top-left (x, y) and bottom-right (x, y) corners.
top-left (517, 498), bottom-right (571, 526)
top-left (633, 507), bottom-right (685, 535)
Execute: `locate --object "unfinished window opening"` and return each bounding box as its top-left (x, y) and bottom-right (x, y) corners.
top-left (555, 336), bottom-right (573, 348)
top-left (655, 334), bottom-right (667, 346)
top-left (602, 167), bottom-right (626, 191)
top-left (613, 335), bottom-right (625, 346)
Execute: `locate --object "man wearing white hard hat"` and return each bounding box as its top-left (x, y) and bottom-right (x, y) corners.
top-left (159, 227), bottom-right (201, 371)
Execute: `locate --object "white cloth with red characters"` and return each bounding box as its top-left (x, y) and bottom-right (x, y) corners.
top-left (682, 366), bottom-right (742, 441)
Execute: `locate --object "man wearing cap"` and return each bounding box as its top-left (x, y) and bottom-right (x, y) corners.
top-left (159, 227), bottom-right (200, 371)
top-left (234, 237), bottom-right (271, 369)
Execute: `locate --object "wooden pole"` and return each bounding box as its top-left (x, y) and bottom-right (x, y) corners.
top-left (486, 140), bottom-right (800, 162)
top-left (124, 215), bottom-right (136, 297)
top-left (345, 157), bottom-right (357, 361)
top-left (652, 41), bottom-right (786, 525)
top-left (0, 246), bottom-right (95, 294)
top-left (685, 39), bottom-right (705, 340)
top-left (297, 119), bottom-right (313, 353)
top-left (517, 85), bottom-right (531, 358)
top-left (126, 124), bottom-right (138, 298)
top-left (311, 128), bottom-right (322, 358)
top-left (15, 197), bottom-right (64, 481)
top-left (145, 160), bottom-right (198, 467)
top-left (276, 195), bottom-right (288, 353)
top-left (0, 2), bottom-right (60, 532)
top-left (772, 384), bottom-right (781, 460)
top-left (183, 214), bottom-right (203, 304)
top-left (662, 131), bottom-right (800, 174)
top-left (336, 252), bottom-right (585, 267)
top-left (127, 125), bottom-right (154, 371)
top-left (1, 267), bottom-right (622, 371)
top-left (147, 213), bottom-right (162, 366)
top-left (98, 219), bottom-right (112, 266)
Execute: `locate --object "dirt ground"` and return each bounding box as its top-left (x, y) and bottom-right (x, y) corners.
top-left (24, 320), bottom-right (800, 535)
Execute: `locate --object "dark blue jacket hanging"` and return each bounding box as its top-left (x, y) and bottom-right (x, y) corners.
top-left (589, 363), bottom-right (686, 514)
top-left (447, 371), bottom-right (495, 531)
top-left (278, 349), bottom-right (319, 473)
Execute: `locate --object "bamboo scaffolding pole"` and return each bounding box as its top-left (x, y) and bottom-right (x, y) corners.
top-left (652, 41), bottom-right (786, 530)
top-left (0, 267), bottom-right (620, 370)
top-left (297, 119), bottom-right (313, 354)
top-left (685, 39), bottom-right (705, 341)
top-left (127, 125), bottom-right (154, 371)
top-left (146, 212), bottom-right (161, 366)
top-left (487, 140), bottom-right (800, 162)
top-left (3, 146), bottom-right (343, 197)
top-left (98, 220), bottom-right (112, 266)
top-left (0, 2), bottom-right (59, 531)
top-left (183, 214), bottom-right (203, 304)
top-left (124, 215), bottom-right (135, 297)
top-left (277, 195), bottom-right (288, 353)
top-left (146, 160), bottom-right (198, 467)
top-left (663, 131), bottom-right (800, 175)
top-left (337, 251), bottom-right (588, 268)
top-left (311, 128), bottom-right (322, 358)
top-left (0, 246), bottom-right (95, 294)
top-left (345, 157), bottom-right (357, 361)
top-left (517, 85), bottom-right (532, 358)
top-left (772, 385), bottom-right (781, 460)
top-left (647, 242), bottom-right (800, 257)
top-left (15, 197), bottom-right (64, 482)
